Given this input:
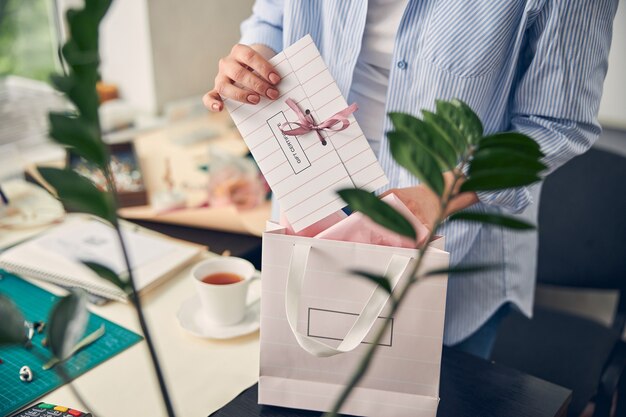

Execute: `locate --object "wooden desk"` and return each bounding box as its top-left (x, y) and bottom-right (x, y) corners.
top-left (211, 348), bottom-right (572, 417)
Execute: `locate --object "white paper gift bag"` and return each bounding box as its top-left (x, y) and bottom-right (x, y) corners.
top-left (259, 223), bottom-right (449, 417)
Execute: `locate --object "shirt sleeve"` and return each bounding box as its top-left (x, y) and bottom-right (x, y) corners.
top-left (476, 0), bottom-right (618, 213)
top-left (239, 0), bottom-right (284, 54)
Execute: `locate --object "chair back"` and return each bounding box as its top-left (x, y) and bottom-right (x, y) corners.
top-left (537, 147), bottom-right (626, 291)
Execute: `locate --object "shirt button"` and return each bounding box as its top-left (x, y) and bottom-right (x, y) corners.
top-left (397, 60), bottom-right (408, 70)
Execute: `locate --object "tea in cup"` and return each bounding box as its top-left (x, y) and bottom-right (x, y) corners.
top-left (191, 257), bottom-right (258, 326)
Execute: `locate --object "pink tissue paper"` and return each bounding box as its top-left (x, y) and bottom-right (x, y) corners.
top-left (280, 193), bottom-right (430, 248)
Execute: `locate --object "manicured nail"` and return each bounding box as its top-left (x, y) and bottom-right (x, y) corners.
top-left (248, 94), bottom-right (260, 104)
top-left (267, 88), bottom-right (279, 99)
top-left (211, 103), bottom-right (219, 111)
top-left (269, 72), bottom-right (281, 84)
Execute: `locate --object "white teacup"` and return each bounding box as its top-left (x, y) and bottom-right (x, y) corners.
top-left (191, 257), bottom-right (259, 326)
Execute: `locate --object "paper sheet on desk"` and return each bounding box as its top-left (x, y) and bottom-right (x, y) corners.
top-left (225, 35), bottom-right (388, 232)
top-left (36, 220), bottom-right (174, 275)
top-left (119, 201), bottom-right (271, 237)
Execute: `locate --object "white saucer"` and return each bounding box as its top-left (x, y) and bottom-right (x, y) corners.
top-left (177, 295), bottom-right (260, 339)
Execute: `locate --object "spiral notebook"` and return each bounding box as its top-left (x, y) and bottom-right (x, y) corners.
top-left (0, 217), bottom-right (203, 301)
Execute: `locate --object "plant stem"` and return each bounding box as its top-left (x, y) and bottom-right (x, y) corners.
top-left (103, 167), bottom-right (177, 417)
top-left (56, 364), bottom-right (98, 416)
top-left (324, 168), bottom-right (468, 417)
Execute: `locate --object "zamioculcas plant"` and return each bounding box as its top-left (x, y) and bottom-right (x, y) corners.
top-left (0, 1), bottom-right (176, 416)
top-left (325, 100), bottom-right (545, 416)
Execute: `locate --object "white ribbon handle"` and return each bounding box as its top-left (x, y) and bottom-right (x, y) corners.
top-left (285, 243), bottom-right (413, 358)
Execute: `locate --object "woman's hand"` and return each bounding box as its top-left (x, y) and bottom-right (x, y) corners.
top-left (381, 185), bottom-right (442, 233)
top-left (203, 44), bottom-right (280, 112)
top-left (381, 172), bottom-right (479, 232)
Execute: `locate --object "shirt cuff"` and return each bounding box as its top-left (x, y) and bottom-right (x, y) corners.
top-left (239, 24), bottom-right (282, 55)
top-left (475, 188), bottom-right (533, 214)
top-left (459, 160), bottom-right (533, 213)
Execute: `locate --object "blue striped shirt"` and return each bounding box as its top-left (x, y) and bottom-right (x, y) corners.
top-left (240, 0), bottom-right (618, 344)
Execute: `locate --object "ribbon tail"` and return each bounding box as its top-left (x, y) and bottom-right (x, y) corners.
top-left (331, 102), bottom-right (358, 120)
top-left (319, 118), bottom-right (351, 131)
top-left (280, 122), bottom-right (312, 136)
top-left (318, 103), bottom-right (359, 131)
top-left (285, 98), bottom-right (308, 123)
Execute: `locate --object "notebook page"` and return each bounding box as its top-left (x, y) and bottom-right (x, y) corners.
top-left (226, 35), bottom-right (388, 231)
top-left (36, 220), bottom-right (173, 275)
top-left (0, 218), bottom-right (202, 300)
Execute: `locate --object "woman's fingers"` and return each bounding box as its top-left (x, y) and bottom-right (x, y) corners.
top-left (230, 44), bottom-right (281, 85)
top-left (214, 75), bottom-right (260, 104)
top-left (205, 43), bottom-right (281, 111)
top-left (203, 90), bottom-right (223, 112)
top-left (220, 57), bottom-right (279, 99)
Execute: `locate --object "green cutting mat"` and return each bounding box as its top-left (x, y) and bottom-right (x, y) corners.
top-left (0, 270), bottom-right (142, 416)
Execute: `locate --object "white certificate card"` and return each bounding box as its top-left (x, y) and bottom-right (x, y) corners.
top-left (225, 35), bottom-right (388, 231)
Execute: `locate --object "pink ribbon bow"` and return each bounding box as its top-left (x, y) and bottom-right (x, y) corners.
top-left (279, 98), bottom-right (358, 145)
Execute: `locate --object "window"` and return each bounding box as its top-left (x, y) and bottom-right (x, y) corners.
top-left (0, 0), bottom-right (61, 82)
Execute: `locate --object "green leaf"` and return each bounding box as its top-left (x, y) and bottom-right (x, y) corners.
top-left (423, 264), bottom-right (502, 278)
top-left (387, 130), bottom-right (445, 196)
top-left (82, 262), bottom-right (130, 293)
top-left (451, 99), bottom-right (483, 145)
top-left (338, 189), bottom-right (416, 240)
top-left (461, 170), bottom-right (542, 192)
top-left (49, 112), bottom-right (107, 167)
top-left (469, 148), bottom-right (547, 175)
top-left (436, 99), bottom-right (483, 146)
top-left (389, 112), bottom-right (457, 170)
top-left (84, 0), bottom-right (113, 22)
top-left (66, 7), bottom-right (100, 53)
top-left (479, 132), bottom-right (545, 158)
top-left (57, 42), bottom-right (100, 124)
top-left (450, 212), bottom-right (535, 230)
top-left (351, 270), bottom-right (392, 294)
top-left (63, 0), bottom-right (111, 71)
top-left (0, 294), bottom-right (27, 345)
top-left (43, 324), bottom-right (106, 370)
top-left (50, 74), bottom-right (75, 94)
top-left (61, 39), bottom-right (100, 70)
top-left (421, 110), bottom-right (467, 154)
top-left (38, 167), bottom-right (116, 222)
top-left (47, 291), bottom-right (88, 360)
top-left (50, 74), bottom-right (100, 126)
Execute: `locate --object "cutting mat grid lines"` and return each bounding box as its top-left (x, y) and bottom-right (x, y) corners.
top-left (0, 271), bottom-right (142, 417)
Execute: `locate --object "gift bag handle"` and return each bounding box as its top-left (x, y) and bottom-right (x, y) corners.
top-left (285, 243), bottom-right (413, 358)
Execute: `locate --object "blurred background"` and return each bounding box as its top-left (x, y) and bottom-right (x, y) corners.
top-left (1, 0), bottom-right (271, 238)
top-left (0, 0), bottom-right (256, 162)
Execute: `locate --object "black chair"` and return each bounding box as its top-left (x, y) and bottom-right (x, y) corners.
top-left (491, 147), bottom-right (626, 417)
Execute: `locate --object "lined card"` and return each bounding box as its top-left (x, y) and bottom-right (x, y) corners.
top-left (226, 35), bottom-right (388, 231)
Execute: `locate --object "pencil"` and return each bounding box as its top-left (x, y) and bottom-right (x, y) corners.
top-left (0, 186), bottom-right (9, 205)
